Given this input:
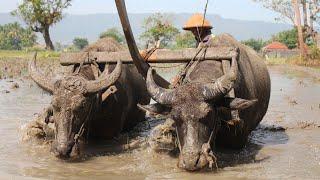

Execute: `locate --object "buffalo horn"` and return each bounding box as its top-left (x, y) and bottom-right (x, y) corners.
top-left (146, 68), bottom-right (176, 105)
top-left (29, 52), bottom-right (55, 93)
top-left (201, 57), bottom-right (238, 100)
top-left (86, 59), bottom-right (122, 93)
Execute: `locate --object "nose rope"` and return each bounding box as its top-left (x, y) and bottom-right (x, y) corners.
top-left (74, 99), bottom-right (94, 145)
top-left (174, 116), bottom-right (220, 170)
top-left (201, 117), bottom-right (219, 170)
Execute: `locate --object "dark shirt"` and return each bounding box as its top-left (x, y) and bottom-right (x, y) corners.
top-left (197, 34), bottom-right (215, 48)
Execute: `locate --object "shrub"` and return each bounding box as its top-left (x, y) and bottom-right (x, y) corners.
top-left (73, 37), bottom-right (89, 50)
top-left (0, 22), bottom-right (37, 50)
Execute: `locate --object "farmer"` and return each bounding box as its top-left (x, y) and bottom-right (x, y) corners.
top-left (171, 13), bottom-right (215, 85)
top-left (183, 13), bottom-right (215, 48)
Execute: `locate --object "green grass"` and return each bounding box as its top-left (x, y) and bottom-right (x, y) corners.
top-left (0, 50), bottom-right (60, 79)
top-left (265, 57), bottom-right (288, 65)
top-left (266, 56), bottom-right (320, 67)
top-left (0, 50), bottom-right (60, 60)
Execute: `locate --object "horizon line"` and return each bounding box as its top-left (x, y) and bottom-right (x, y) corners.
top-left (0, 11), bottom-right (290, 25)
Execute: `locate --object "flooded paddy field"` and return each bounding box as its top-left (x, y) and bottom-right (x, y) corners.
top-left (0, 65), bottom-right (319, 179)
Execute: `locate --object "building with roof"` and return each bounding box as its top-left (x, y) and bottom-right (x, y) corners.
top-left (263, 41), bottom-right (288, 51)
top-left (262, 41), bottom-right (298, 58)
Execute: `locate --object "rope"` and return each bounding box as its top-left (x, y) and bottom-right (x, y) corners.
top-left (143, 47), bottom-right (158, 61)
top-left (175, 0), bottom-right (210, 86)
top-left (73, 57), bottom-right (100, 144)
top-left (196, 0), bottom-right (210, 42)
top-left (172, 46), bottom-right (208, 87)
top-left (74, 99), bottom-right (94, 144)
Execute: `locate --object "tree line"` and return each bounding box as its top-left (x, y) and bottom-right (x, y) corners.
top-left (1, 0), bottom-right (319, 54)
top-left (241, 28), bottom-right (300, 52)
top-left (1, 0), bottom-right (195, 51)
top-left (0, 11), bottom-right (195, 51)
top-left (253, 0), bottom-right (320, 57)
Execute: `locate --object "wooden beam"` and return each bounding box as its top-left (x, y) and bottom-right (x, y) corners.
top-left (60, 47), bottom-right (238, 66)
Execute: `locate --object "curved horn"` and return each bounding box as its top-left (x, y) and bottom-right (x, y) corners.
top-left (201, 57), bottom-right (238, 100)
top-left (146, 68), bottom-right (176, 105)
top-left (86, 59), bottom-right (122, 93)
top-left (29, 52), bottom-right (55, 93)
top-left (115, 0), bottom-right (170, 88)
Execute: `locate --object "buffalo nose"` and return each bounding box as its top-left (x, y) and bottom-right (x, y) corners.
top-left (180, 151), bottom-right (201, 171)
top-left (52, 142), bottom-right (73, 159)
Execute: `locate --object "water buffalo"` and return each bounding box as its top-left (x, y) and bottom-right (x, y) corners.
top-left (142, 34), bottom-right (270, 171)
top-left (29, 43), bottom-right (150, 159)
top-left (115, 1), bottom-right (270, 170)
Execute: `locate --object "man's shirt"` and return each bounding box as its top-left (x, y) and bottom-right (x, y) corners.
top-left (197, 34), bottom-right (216, 48)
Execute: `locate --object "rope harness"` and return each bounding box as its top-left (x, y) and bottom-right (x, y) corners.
top-left (74, 98), bottom-right (94, 145)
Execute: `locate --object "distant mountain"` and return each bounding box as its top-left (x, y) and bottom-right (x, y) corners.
top-left (0, 13), bottom-right (292, 44)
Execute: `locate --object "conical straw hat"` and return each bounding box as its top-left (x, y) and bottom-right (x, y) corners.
top-left (183, 13), bottom-right (213, 30)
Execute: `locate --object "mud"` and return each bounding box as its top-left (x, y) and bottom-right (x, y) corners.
top-left (0, 65), bottom-right (319, 179)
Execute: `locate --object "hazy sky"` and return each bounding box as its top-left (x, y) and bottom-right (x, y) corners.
top-left (0, 0), bottom-right (279, 22)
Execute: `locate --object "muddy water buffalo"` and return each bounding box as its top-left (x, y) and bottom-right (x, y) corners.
top-left (116, 0), bottom-right (270, 171)
top-left (143, 35), bottom-right (270, 171)
top-left (29, 51), bottom-right (150, 159)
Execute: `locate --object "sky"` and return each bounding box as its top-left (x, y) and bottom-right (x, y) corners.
top-left (0, 0), bottom-right (280, 22)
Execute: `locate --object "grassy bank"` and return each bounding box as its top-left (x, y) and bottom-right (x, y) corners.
top-left (265, 56), bottom-right (320, 69)
top-left (0, 50), bottom-right (61, 79)
top-left (1, 50), bottom-right (320, 79)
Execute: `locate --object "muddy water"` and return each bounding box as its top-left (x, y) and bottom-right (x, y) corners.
top-left (0, 65), bottom-right (319, 179)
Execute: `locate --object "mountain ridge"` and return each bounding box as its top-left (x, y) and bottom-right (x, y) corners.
top-left (0, 13), bottom-right (292, 44)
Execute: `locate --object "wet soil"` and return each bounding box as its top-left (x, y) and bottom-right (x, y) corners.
top-left (0, 65), bottom-right (319, 179)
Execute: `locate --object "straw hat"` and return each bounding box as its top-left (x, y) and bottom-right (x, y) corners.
top-left (183, 13), bottom-right (213, 30)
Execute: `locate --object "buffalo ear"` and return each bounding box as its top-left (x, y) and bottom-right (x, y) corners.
top-left (137, 103), bottom-right (171, 116)
top-left (220, 97), bottom-right (258, 110)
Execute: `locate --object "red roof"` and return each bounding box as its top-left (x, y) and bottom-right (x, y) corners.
top-left (264, 41), bottom-right (288, 50)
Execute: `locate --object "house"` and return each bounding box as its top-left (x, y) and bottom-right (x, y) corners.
top-left (262, 41), bottom-right (298, 58)
top-left (263, 41), bottom-right (288, 51)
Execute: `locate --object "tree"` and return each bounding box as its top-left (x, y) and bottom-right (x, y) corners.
top-left (309, 0), bottom-right (320, 28)
top-left (0, 22), bottom-right (37, 50)
top-left (253, 0), bottom-right (295, 24)
top-left (292, 0), bottom-right (308, 57)
top-left (308, 0), bottom-right (320, 46)
top-left (12, 0), bottom-right (72, 50)
top-left (272, 28), bottom-right (298, 49)
top-left (241, 38), bottom-right (267, 51)
top-left (140, 13), bottom-right (179, 48)
top-left (253, 0), bottom-right (320, 48)
top-left (99, 27), bottom-right (125, 44)
top-left (174, 32), bottom-right (197, 49)
top-left (73, 37), bottom-right (88, 50)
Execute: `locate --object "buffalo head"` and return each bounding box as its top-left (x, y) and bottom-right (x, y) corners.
top-left (29, 53), bottom-right (122, 159)
top-left (141, 58), bottom-right (257, 171)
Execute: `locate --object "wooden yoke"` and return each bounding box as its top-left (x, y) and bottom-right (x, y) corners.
top-left (60, 47), bottom-right (238, 65)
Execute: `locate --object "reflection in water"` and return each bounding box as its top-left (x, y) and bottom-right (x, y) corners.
top-left (0, 66), bottom-right (319, 179)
